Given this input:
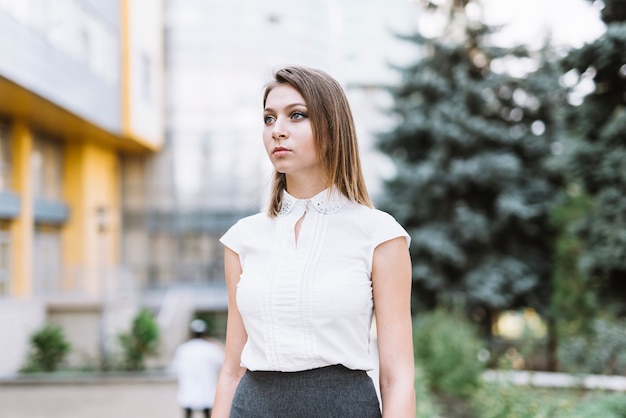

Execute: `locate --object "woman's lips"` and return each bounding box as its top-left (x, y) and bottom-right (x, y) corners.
top-left (273, 146), bottom-right (290, 156)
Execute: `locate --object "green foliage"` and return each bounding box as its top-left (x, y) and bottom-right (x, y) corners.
top-left (558, 316), bottom-right (626, 375)
top-left (561, 2), bottom-right (626, 310)
top-left (414, 365), bottom-right (442, 417)
top-left (413, 309), bottom-right (486, 398)
top-left (571, 393), bottom-right (626, 418)
top-left (472, 384), bottom-right (626, 418)
top-left (548, 187), bottom-right (596, 343)
top-left (378, 2), bottom-right (564, 323)
top-left (117, 308), bottom-right (160, 371)
top-left (21, 324), bottom-right (71, 372)
top-left (492, 326), bottom-right (549, 372)
top-left (472, 383), bottom-right (584, 418)
top-left (597, 0), bottom-right (626, 23)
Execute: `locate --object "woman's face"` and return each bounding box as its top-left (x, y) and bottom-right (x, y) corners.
top-left (263, 84), bottom-right (321, 179)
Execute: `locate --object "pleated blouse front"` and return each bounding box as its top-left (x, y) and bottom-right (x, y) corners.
top-left (220, 189), bottom-right (409, 372)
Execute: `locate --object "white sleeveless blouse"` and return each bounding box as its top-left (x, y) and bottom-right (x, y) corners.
top-left (220, 189), bottom-right (410, 372)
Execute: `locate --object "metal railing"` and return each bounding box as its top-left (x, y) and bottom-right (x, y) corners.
top-left (33, 265), bottom-right (139, 302)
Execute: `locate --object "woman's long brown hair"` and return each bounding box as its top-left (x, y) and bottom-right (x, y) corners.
top-left (263, 66), bottom-right (372, 217)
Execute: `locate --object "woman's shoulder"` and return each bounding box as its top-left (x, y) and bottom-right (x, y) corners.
top-left (344, 201), bottom-right (400, 223)
top-left (342, 202), bottom-right (410, 246)
top-left (220, 211), bottom-right (271, 251)
top-left (228, 211), bottom-right (272, 231)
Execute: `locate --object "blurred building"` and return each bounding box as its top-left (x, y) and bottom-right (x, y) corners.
top-left (0, 0), bottom-right (164, 374)
top-left (123, 0), bottom-right (344, 295)
top-left (0, 0), bottom-right (419, 375)
top-left (128, 0), bottom-right (418, 291)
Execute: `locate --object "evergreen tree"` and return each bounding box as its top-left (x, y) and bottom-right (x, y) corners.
top-left (378, 0), bottom-right (564, 329)
top-left (562, 0), bottom-right (626, 311)
top-left (549, 187), bottom-right (596, 340)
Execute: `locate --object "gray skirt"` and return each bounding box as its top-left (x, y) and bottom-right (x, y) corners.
top-left (230, 365), bottom-right (382, 418)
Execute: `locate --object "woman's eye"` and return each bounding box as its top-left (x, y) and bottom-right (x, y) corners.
top-left (264, 115), bottom-right (276, 124)
top-left (291, 111), bottom-right (307, 120)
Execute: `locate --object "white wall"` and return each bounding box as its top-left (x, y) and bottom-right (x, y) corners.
top-left (0, 299), bottom-right (45, 376)
top-left (128, 0), bottom-right (165, 147)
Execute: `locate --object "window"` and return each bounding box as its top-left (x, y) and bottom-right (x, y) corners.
top-left (32, 133), bottom-right (63, 200)
top-left (33, 225), bottom-right (61, 296)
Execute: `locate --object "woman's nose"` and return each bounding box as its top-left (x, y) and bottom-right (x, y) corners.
top-left (272, 119), bottom-right (287, 140)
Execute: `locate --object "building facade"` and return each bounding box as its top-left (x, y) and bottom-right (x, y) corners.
top-left (126, 0), bottom-right (418, 292)
top-left (0, 0), bottom-right (420, 375)
top-left (120, 0), bottom-right (344, 292)
top-left (0, 0), bottom-right (164, 374)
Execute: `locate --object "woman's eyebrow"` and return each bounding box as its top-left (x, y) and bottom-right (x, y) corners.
top-left (264, 103), bottom-right (308, 112)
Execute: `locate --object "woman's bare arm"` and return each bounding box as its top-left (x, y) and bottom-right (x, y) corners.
top-left (211, 247), bottom-right (248, 417)
top-left (372, 236), bottom-right (415, 417)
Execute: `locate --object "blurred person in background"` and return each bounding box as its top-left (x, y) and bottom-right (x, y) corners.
top-left (213, 66), bottom-right (414, 417)
top-left (171, 319), bottom-right (224, 418)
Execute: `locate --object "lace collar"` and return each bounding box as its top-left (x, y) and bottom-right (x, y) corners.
top-left (278, 188), bottom-right (348, 216)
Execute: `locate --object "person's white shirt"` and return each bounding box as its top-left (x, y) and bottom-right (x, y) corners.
top-left (171, 338), bottom-right (224, 410)
top-left (220, 188), bottom-right (410, 372)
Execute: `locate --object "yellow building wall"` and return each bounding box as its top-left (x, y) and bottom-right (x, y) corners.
top-left (62, 142), bottom-right (121, 297)
top-left (9, 121), bottom-right (34, 298)
top-left (1, 0), bottom-right (162, 300)
top-left (0, 1), bottom-right (162, 375)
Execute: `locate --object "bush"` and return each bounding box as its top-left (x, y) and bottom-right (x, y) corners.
top-left (558, 317), bottom-right (626, 375)
top-left (472, 384), bottom-right (626, 418)
top-left (414, 365), bottom-right (441, 417)
top-left (413, 309), bottom-right (486, 398)
top-left (471, 383), bottom-right (579, 418)
top-left (570, 393), bottom-right (626, 418)
top-left (21, 324), bottom-right (71, 372)
top-left (117, 308), bottom-right (160, 371)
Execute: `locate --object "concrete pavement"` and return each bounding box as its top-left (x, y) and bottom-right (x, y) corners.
top-left (3, 369), bottom-right (625, 418)
top-left (0, 376), bottom-right (182, 418)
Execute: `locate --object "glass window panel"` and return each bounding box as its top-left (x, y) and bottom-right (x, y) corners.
top-left (33, 227), bottom-right (62, 296)
top-left (32, 133), bottom-right (63, 200)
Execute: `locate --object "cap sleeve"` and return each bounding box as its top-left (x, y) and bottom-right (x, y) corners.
top-left (372, 210), bottom-right (411, 249)
top-left (220, 221), bottom-right (242, 254)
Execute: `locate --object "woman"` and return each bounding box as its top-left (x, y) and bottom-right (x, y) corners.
top-left (212, 66), bottom-right (415, 417)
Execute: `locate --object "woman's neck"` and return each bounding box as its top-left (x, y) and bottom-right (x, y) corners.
top-left (285, 175), bottom-right (327, 200)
